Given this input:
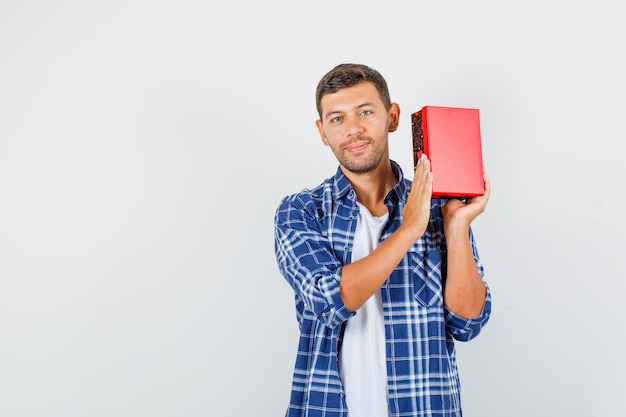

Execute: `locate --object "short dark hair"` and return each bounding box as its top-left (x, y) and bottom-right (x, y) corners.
top-left (315, 63), bottom-right (391, 118)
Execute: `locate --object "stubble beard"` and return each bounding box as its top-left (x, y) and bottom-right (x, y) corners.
top-left (331, 136), bottom-right (387, 174)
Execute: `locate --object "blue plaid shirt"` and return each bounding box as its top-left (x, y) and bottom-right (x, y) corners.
top-left (274, 161), bottom-right (491, 417)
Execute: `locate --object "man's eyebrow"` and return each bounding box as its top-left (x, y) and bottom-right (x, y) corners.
top-left (323, 110), bottom-right (343, 120)
top-left (323, 102), bottom-right (375, 120)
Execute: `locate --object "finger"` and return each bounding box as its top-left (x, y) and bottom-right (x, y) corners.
top-left (482, 171), bottom-right (491, 199)
top-left (416, 155), bottom-right (431, 177)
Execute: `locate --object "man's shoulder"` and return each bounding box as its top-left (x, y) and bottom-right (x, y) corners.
top-left (275, 174), bottom-right (339, 221)
top-left (278, 168), bottom-right (347, 206)
top-left (280, 176), bottom-right (332, 202)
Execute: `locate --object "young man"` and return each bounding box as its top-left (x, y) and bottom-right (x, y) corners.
top-left (274, 63), bottom-right (492, 417)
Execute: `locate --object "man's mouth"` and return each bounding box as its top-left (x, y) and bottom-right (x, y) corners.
top-left (344, 140), bottom-right (369, 153)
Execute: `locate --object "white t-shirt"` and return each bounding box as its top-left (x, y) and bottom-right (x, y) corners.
top-left (338, 202), bottom-right (390, 417)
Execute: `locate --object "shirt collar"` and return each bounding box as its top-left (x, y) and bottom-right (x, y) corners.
top-left (331, 160), bottom-right (408, 202)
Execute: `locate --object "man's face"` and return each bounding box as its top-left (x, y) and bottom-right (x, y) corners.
top-left (316, 82), bottom-right (399, 174)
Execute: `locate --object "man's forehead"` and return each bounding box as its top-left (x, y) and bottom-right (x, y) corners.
top-left (320, 83), bottom-right (382, 113)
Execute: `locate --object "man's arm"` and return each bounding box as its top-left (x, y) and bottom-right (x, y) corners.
top-left (339, 155), bottom-right (433, 312)
top-left (442, 172), bottom-right (491, 318)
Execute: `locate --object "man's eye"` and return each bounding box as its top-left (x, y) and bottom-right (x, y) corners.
top-left (331, 116), bottom-right (342, 123)
top-left (361, 110), bottom-right (372, 116)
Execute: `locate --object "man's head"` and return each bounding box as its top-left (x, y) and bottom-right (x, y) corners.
top-left (314, 63), bottom-right (400, 175)
top-left (315, 63), bottom-right (392, 119)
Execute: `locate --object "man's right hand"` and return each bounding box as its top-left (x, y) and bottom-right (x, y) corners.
top-left (402, 153), bottom-right (433, 239)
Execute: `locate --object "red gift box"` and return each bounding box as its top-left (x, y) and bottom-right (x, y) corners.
top-left (412, 106), bottom-right (485, 198)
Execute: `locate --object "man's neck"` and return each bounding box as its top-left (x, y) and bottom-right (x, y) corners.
top-left (342, 160), bottom-right (397, 217)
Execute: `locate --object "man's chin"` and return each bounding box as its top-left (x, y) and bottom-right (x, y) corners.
top-left (334, 149), bottom-right (385, 174)
top-left (341, 159), bottom-right (379, 174)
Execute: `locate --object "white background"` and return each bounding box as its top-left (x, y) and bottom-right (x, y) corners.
top-left (1, 1), bottom-right (625, 416)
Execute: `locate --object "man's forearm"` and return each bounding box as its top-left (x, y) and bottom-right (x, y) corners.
top-left (443, 222), bottom-right (486, 318)
top-left (340, 224), bottom-right (423, 312)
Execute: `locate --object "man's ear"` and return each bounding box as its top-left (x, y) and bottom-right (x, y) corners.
top-left (388, 102), bottom-right (401, 132)
top-left (316, 119), bottom-right (330, 146)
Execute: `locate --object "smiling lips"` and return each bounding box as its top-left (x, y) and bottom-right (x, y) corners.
top-left (344, 140), bottom-right (370, 153)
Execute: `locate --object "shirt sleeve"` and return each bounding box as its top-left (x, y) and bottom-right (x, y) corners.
top-left (274, 193), bottom-right (354, 329)
top-left (444, 284), bottom-right (492, 341)
top-left (444, 227), bottom-right (492, 341)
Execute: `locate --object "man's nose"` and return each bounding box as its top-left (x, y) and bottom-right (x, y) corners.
top-left (345, 115), bottom-right (363, 136)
